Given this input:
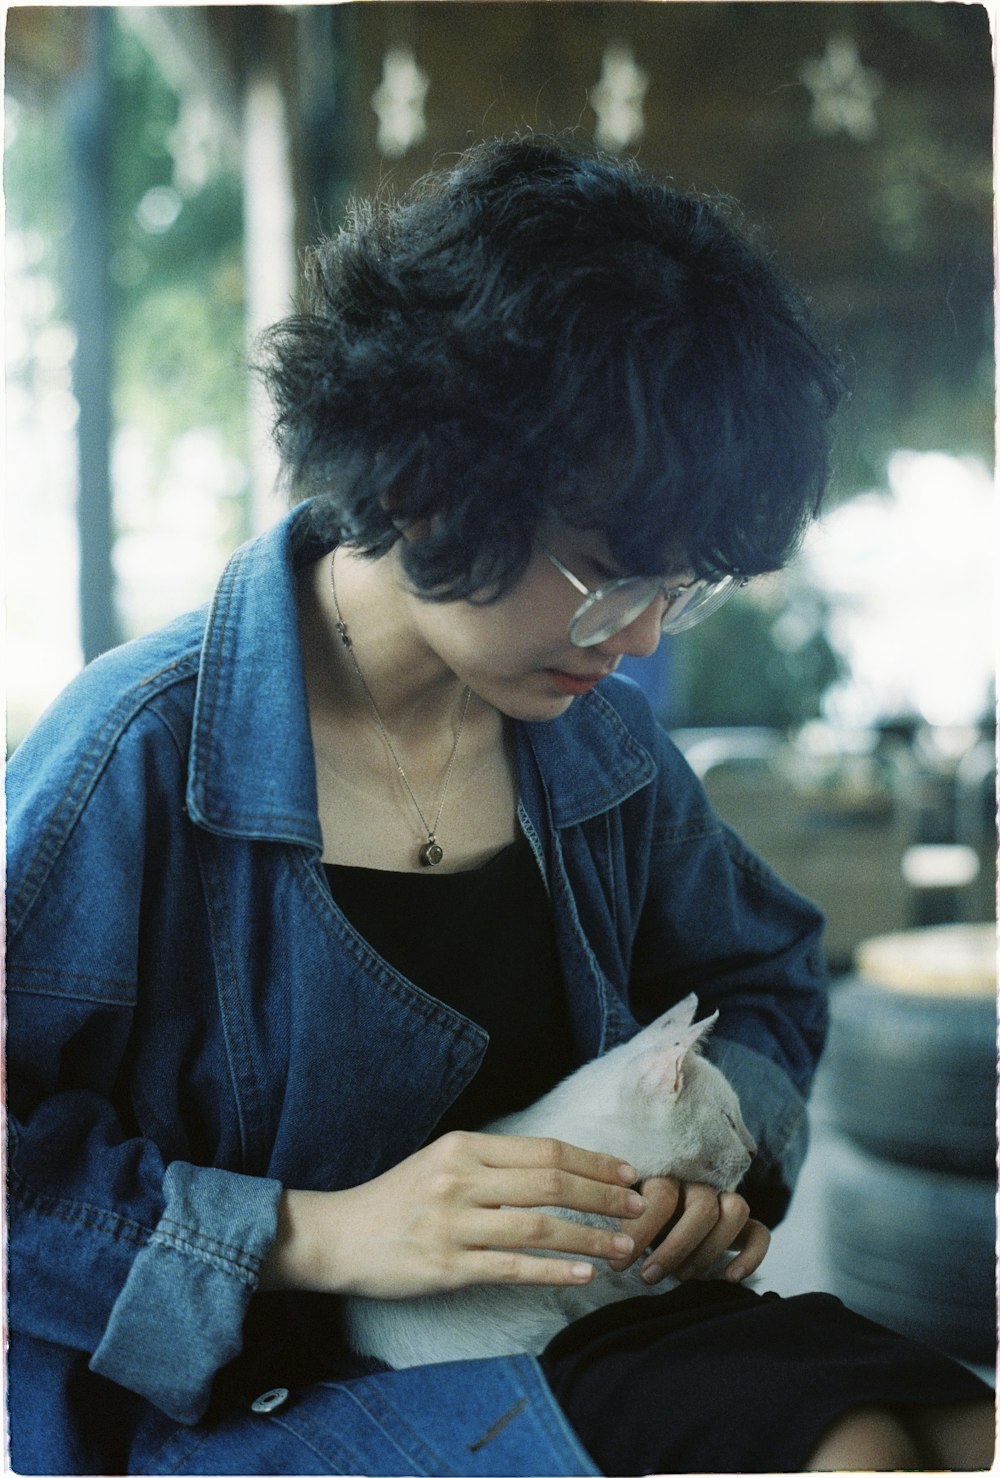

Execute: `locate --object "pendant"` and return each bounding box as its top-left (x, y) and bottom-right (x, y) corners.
top-left (420, 837), bottom-right (444, 867)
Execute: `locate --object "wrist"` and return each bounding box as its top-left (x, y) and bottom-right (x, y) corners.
top-left (259, 1189), bottom-right (339, 1293)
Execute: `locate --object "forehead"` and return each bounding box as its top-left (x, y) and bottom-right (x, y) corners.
top-left (552, 520), bottom-right (693, 581)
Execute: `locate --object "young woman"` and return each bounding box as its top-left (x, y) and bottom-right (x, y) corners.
top-left (7, 135), bottom-right (992, 1475)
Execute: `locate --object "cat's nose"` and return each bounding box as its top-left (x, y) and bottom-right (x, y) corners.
top-left (747, 1137), bottom-right (758, 1160)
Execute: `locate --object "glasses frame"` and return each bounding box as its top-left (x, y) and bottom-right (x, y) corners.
top-left (540, 544), bottom-right (744, 648)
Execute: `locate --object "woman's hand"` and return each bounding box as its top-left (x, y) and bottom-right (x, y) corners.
top-left (260, 1131), bottom-right (649, 1299)
top-left (609, 1175), bottom-right (770, 1285)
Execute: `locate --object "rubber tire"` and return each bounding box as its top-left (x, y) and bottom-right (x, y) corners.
top-left (824, 974), bottom-right (996, 1175)
top-left (823, 1134), bottom-right (996, 1364)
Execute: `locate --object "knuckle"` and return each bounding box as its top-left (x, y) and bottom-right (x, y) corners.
top-left (492, 1251), bottom-right (523, 1282)
top-left (535, 1137), bottom-right (564, 1168)
top-left (603, 1184), bottom-right (631, 1215)
top-left (436, 1130), bottom-right (474, 1162)
top-left (539, 1168), bottom-right (565, 1203)
top-left (428, 1169), bottom-right (462, 1203)
top-left (526, 1211), bottom-right (555, 1243)
top-left (720, 1191), bottom-right (750, 1227)
top-left (691, 1184), bottom-right (722, 1221)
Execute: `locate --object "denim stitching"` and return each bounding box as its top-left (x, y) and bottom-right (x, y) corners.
top-left (336, 1381), bottom-right (456, 1475)
top-left (515, 1357), bottom-right (601, 1474)
top-left (9, 655), bottom-right (199, 934)
top-left (156, 1217), bottom-right (263, 1269)
top-left (293, 852), bottom-right (490, 1047)
top-left (193, 835), bottom-right (268, 1172)
top-left (149, 1229), bottom-right (259, 1286)
top-left (7, 966), bottom-right (134, 1004)
top-left (11, 1172), bottom-right (152, 1245)
top-left (650, 814), bottom-right (723, 846)
top-left (188, 553), bottom-right (237, 819)
top-left (187, 558), bottom-right (321, 833)
top-left (277, 1390), bottom-right (429, 1475)
top-left (267, 1410), bottom-right (362, 1474)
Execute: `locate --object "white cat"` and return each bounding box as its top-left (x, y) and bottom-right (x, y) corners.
top-left (342, 993), bottom-right (757, 1369)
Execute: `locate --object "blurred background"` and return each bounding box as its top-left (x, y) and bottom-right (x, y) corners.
top-left (7, 3), bottom-right (995, 965)
top-left (4, 0), bottom-right (997, 1374)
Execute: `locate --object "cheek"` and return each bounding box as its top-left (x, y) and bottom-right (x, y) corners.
top-left (457, 601), bottom-right (567, 669)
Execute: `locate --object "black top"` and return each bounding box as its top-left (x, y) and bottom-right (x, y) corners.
top-left (323, 830), bottom-right (577, 1137)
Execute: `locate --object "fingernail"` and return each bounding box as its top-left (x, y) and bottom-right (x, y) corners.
top-left (617, 1162), bottom-right (638, 1183)
top-left (572, 1262), bottom-right (594, 1281)
top-left (641, 1262), bottom-right (663, 1285)
top-left (726, 1263), bottom-right (747, 1283)
top-left (626, 1190), bottom-right (647, 1215)
top-left (611, 1234), bottom-right (635, 1256)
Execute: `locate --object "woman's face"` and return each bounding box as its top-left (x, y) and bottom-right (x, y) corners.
top-left (402, 525), bottom-right (684, 722)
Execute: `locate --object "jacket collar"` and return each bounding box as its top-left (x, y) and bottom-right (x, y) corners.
top-left (520, 681), bottom-right (656, 828)
top-left (186, 503), bottom-right (656, 847)
top-left (186, 504), bottom-right (328, 850)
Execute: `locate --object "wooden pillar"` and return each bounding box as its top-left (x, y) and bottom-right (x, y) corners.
top-left (65, 6), bottom-right (119, 661)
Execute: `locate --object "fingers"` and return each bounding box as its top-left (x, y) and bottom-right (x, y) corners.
top-left (442, 1130), bottom-right (649, 1241)
top-left (458, 1248), bottom-right (601, 1289)
top-left (723, 1217), bottom-right (771, 1283)
top-left (482, 1165), bottom-right (648, 1222)
top-left (478, 1133), bottom-right (639, 1191)
top-left (414, 1132), bottom-right (648, 1277)
top-left (473, 1206), bottom-right (638, 1265)
top-left (609, 1174), bottom-right (681, 1270)
top-left (638, 1186), bottom-right (760, 1285)
top-left (637, 1180), bottom-right (726, 1282)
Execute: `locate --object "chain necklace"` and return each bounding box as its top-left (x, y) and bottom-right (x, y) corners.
top-left (330, 554), bottom-right (473, 868)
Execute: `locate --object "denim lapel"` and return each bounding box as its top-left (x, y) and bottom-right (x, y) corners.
top-left (186, 505), bottom-right (326, 850)
top-left (520, 679), bottom-right (656, 827)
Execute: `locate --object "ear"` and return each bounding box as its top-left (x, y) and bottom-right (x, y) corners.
top-left (379, 488), bottom-right (433, 541)
top-left (394, 518), bottom-right (433, 541)
top-left (638, 1011), bottom-right (719, 1097)
top-left (652, 993), bottom-right (699, 1034)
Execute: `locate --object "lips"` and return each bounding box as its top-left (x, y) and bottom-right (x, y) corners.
top-left (545, 668), bottom-right (613, 696)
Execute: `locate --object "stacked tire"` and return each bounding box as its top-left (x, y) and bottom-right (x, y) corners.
top-left (822, 925), bottom-right (997, 1365)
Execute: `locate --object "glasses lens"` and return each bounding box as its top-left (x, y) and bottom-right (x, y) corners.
top-left (569, 579), bottom-right (663, 647)
top-left (660, 575), bottom-right (741, 634)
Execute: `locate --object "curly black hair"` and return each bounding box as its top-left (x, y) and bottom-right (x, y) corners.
top-left (256, 133), bottom-right (846, 601)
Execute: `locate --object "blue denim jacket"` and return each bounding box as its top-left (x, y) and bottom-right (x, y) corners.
top-left (6, 504), bottom-right (828, 1475)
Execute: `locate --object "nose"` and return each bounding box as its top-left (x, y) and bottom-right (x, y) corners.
top-left (594, 598), bottom-right (665, 660)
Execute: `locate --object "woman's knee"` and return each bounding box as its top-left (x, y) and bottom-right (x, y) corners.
top-left (804, 1404), bottom-right (924, 1471)
top-left (900, 1398), bottom-right (996, 1471)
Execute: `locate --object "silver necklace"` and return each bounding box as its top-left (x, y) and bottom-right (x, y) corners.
top-left (330, 554), bottom-right (473, 868)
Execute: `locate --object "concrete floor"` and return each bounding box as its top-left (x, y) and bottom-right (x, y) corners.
top-left (753, 1058), bottom-right (839, 1301)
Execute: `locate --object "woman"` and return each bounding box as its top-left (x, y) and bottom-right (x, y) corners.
top-left (7, 135), bottom-right (992, 1475)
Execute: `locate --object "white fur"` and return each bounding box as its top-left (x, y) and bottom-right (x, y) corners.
top-left (342, 994), bottom-right (756, 1368)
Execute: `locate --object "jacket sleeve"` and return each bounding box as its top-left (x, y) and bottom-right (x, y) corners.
top-left (628, 727), bottom-right (830, 1226)
top-left (6, 672), bottom-right (283, 1424)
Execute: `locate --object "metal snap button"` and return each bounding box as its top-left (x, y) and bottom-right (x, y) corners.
top-left (251, 1386), bottom-right (289, 1413)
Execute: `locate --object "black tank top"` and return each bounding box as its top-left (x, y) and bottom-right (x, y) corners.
top-left (323, 830), bottom-right (576, 1137)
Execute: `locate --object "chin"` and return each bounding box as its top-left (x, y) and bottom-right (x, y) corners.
top-left (502, 691), bottom-right (576, 723)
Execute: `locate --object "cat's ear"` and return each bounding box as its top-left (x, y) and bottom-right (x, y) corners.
top-left (652, 993), bottom-right (699, 1033)
top-left (638, 1012), bottom-right (719, 1097)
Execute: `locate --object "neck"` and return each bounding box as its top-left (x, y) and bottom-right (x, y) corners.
top-left (306, 545), bottom-right (469, 737)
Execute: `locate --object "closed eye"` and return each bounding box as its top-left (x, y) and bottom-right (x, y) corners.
top-left (723, 1111), bottom-right (737, 1129)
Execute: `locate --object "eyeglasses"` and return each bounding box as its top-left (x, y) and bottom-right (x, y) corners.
top-left (541, 545), bottom-right (744, 648)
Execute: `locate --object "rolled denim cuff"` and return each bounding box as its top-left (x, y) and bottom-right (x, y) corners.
top-left (706, 1035), bottom-right (810, 1217)
top-left (90, 1161), bottom-right (283, 1424)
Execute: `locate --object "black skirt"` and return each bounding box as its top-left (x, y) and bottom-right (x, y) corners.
top-left (539, 1282), bottom-right (992, 1475)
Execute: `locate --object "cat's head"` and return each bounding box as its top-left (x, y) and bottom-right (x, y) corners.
top-left (616, 994), bottom-right (757, 1192)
